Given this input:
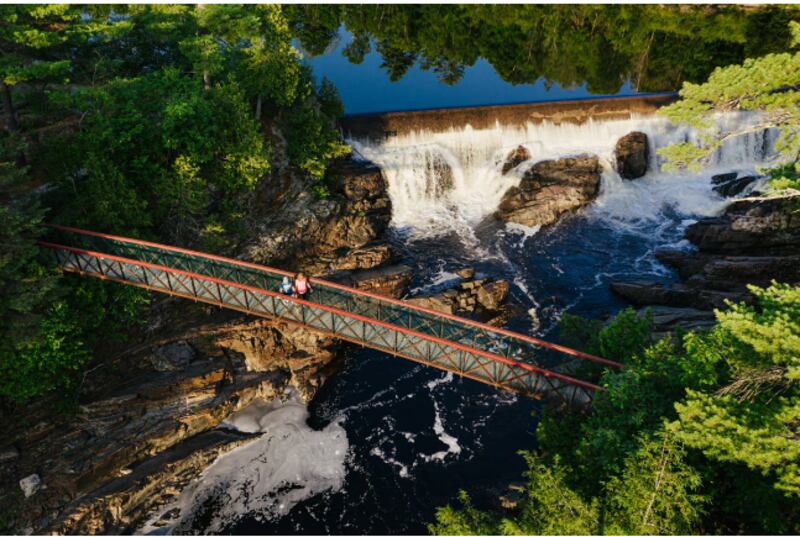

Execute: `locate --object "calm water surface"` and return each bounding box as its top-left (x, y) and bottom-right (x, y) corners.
top-left (303, 30), bottom-right (639, 114)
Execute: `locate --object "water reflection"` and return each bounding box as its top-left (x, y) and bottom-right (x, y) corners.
top-left (292, 5), bottom-right (799, 113)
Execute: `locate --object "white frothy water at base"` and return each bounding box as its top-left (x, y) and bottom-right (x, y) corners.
top-left (142, 395), bottom-right (348, 534)
top-left (351, 112), bottom-right (779, 240)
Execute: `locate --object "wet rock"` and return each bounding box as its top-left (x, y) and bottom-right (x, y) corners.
top-left (645, 306), bottom-right (717, 333)
top-left (151, 341), bottom-right (195, 372)
top-left (610, 280), bottom-right (747, 311)
top-left (20, 474), bottom-right (42, 498)
top-left (711, 172), bottom-right (760, 198)
top-left (476, 280), bottom-right (510, 311)
top-left (614, 131), bottom-right (649, 179)
top-left (501, 145), bottom-right (531, 175)
top-left (496, 154), bottom-right (601, 227)
top-left (54, 430), bottom-right (257, 535)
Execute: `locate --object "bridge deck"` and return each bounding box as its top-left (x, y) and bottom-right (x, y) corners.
top-left (40, 225), bottom-right (622, 405)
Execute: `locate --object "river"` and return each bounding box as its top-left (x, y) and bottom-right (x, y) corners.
top-left (142, 29), bottom-right (778, 537)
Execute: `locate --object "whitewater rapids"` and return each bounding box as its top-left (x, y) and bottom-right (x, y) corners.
top-left (350, 112), bottom-right (777, 239)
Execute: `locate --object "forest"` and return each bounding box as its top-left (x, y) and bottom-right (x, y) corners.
top-left (1, 4), bottom-right (799, 535)
top-left (1, 5), bottom-right (349, 404)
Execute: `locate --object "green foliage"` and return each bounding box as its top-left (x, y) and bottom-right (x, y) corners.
top-left (56, 69), bottom-right (269, 242)
top-left (673, 282), bottom-right (800, 496)
top-left (0, 301), bottom-right (89, 403)
top-left (658, 19), bottom-right (800, 171)
top-left (0, 202), bottom-right (59, 352)
top-left (603, 432), bottom-right (706, 535)
top-left (438, 282), bottom-right (799, 534)
top-left (286, 72), bottom-right (350, 178)
top-left (428, 491), bottom-right (500, 536)
top-left (767, 162), bottom-right (800, 192)
top-left (431, 434), bottom-right (705, 536)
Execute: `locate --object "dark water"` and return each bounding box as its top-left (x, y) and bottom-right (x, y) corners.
top-left (199, 203), bottom-right (690, 535)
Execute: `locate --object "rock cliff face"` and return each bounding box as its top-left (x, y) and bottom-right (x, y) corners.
top-left (496, 154), bottom-right (602, 227)
top-left (0, 151), bottom-right (402, 535)
top-left (0, 302), bottom-right (345, 534)
top-left (612, 192), bottom-right (800, 334)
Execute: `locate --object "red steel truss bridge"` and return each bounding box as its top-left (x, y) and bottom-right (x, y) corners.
top-left (40, 225), bottom-right (623, 405)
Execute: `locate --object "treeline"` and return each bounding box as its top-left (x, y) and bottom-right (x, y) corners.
top-left (0, 5), bottom-right (349, 404)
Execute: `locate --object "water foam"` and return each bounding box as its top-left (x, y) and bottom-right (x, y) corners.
top-left (142, 396), bottom-right (348, 534)
top-left (350, 112), bottom-right (779, 240)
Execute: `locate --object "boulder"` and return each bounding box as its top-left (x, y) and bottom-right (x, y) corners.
top-left (685, 196), bottom-right (800, 255)
top-left (20, 474), bottom-right (42, 498)
top-left (406, 277), bottom-right (510, 321)
top-left (614, 131), bottom-right (649, 179)
top-left (476, 280), bottom-right (510, 311)
top-left (151, 341), bottom-right (195, 372)
top-left (496, 154), bottom-right (601, 227)
top-left (711, 173), bottom-right (760, 198)
top-left (501, 145), bottom-right (531, 175)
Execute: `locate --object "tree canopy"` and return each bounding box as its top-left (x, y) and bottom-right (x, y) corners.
top-left (0, 4), bottom-right (349, 404)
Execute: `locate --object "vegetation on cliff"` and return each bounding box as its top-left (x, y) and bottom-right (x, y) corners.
top-left (0, 5), bottom-right (348, 404)
top-left (658, 20), bottom-right (800, 177)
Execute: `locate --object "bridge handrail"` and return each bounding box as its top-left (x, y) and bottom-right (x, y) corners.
top-left (45, 224), bottom-right (623, 370)
top-left (39, 240), bottom-right (605, 394)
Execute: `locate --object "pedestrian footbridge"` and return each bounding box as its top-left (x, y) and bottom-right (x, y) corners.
top-left (40, 225), bottom-right (623, 406)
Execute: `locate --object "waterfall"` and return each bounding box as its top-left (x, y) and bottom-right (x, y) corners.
top-left (349, 112), bottom-right (779, 239)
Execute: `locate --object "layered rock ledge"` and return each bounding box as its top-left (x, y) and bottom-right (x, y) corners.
top-left (612, 191), bottom-right (800, 334)
top-left (495, 153), bottom-right (602, 228)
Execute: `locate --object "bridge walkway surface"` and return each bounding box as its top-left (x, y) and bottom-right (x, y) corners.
top-left (40, 225), bottom-right (623, 406)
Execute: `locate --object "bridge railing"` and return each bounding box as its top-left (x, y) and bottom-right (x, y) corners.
top-left (39, 239), bottom-right (604, 405)
top-left (45, 225), bottom-right (622, 377)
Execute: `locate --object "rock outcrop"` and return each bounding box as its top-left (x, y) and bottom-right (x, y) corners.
top-left (245, 158), bottom-right (393, 276)
top-left (614, 131), bottom-right (649, 179)
top-left (406, 270), bottom-right (511, 324)
top-left (501, 145), bottom-right (531, 175)
top-left (0, 303), bottom-right (344, 534)
top-left (496, 154), bottom-right (602, 227)
top-left (684, 195), bottom-right (800, 255)
top-left (612, 193), bottom-right (800, 333)
top-left (331, 264), bottom-right (413, 299)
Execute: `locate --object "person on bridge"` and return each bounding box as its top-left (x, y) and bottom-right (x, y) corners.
top-left (279, 276), bottom-right (294, 296)
top-left (294, 272), bottom-right (312, 300)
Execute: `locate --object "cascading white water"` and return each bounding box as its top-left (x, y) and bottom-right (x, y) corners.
top-left (350, 112), bottom-right (779, 239)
